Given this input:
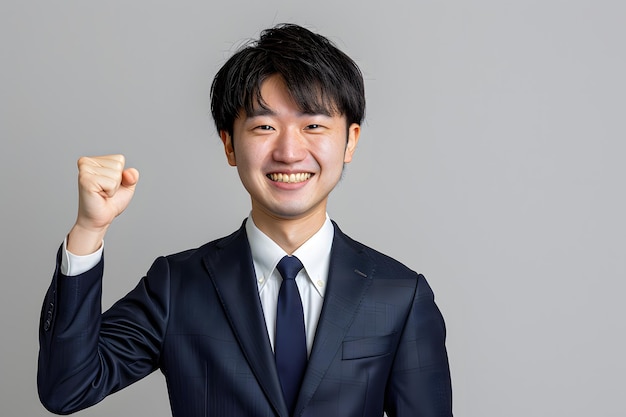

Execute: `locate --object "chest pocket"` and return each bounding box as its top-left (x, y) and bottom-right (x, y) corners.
top-left (342, 333), bottom-right (396, 360)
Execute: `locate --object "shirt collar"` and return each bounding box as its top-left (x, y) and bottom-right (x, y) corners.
top-left (245, 213), bottom-right (334, 297)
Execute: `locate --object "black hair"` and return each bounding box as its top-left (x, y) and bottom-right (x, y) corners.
top-left (210, 23), bottom-right (365, 137)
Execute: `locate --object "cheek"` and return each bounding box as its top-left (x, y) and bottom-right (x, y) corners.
top-left (233, 144), bottom-right (259, 169)
top-left (313, 139), bottom-right (348, 163)
top-left (329, 143), bottom-right (352, 170)
top-left (235, 139), bottom-right (272, 162)
top-left (236, 159), bottom-right (258, 182)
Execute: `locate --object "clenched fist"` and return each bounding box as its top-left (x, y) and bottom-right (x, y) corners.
top-left (67, 155), bottom-right (139, 255)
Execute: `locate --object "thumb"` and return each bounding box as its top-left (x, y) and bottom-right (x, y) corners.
top-left (111, 167), bottom-right (139, 217)
top-left (121, 167), bottom-right (139, 189)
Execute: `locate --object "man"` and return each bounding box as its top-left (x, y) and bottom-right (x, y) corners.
top-left (38, 24), bottom-right (453, 416)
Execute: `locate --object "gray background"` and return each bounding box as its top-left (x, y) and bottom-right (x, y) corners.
top-left (2, 1), bottom-right (625, 416)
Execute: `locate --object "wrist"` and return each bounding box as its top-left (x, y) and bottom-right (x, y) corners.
top-left (67, 223), bottom-right (108, 255)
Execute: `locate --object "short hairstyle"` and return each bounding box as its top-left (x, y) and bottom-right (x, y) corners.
top-left (210, 23), bottom-right (365, 137)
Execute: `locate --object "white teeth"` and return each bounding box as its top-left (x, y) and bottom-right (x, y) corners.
top-left (269, 172), bottom-right (312, 183)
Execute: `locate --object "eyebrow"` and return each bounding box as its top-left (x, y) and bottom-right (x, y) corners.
top-left (245, 107), bottom-right (332, 119)
top-left (246, 108), bottom-right (275, 118)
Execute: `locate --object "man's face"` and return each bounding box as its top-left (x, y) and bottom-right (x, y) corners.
top-left (221, 74), bottom-right (360, 227)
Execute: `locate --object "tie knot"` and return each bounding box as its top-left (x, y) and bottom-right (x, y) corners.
top-left (276, 256), bottom-right (304, 281)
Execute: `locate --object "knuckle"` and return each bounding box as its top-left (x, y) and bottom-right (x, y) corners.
top-left (109, 155), bottom-right (125, 171)
top-left (76, 156), bottom-right (90, 168)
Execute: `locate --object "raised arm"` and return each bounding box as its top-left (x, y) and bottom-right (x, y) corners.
top-left (38, 155), bottom-right (160, 415)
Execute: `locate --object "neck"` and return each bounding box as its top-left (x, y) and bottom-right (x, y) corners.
top-left (251, 209), bottom-right (327, 254)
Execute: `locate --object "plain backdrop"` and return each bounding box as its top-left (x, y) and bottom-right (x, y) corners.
top-left (2, 1), bottom-right (625, 416)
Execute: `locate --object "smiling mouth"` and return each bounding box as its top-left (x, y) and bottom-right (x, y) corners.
top-left (267, 173), bottom-right (313, 183)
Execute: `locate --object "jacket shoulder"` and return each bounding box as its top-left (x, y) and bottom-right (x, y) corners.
top-left (162, 223), bottom-right (246, 263)
top-left (332, 221), bottom-right (419, 279)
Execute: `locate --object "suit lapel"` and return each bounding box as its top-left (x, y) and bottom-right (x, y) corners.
top-left (295, 223), bottom-right (374, 415)
top-left (202, 223), bottom-right (288, 417)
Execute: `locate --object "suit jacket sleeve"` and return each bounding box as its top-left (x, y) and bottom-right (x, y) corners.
top-left (384, 273), bottom-right (453, 417)
top-left (37, 246), bottom-right (170, 414)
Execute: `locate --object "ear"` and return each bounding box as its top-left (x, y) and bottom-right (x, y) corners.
top-left (220, 130), bottom-right (237, 166)
top-left (343, 123), bottom-right (361, 163)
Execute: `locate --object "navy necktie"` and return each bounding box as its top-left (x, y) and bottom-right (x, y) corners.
top-left (275, 255), bottom-right (307, 414)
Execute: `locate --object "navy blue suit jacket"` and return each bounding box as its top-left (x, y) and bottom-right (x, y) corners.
top-left (38, 221), bottom-right (452, 416)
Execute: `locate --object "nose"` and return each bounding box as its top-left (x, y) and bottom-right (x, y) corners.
top-left (272, 128), bottom-right (307, 163)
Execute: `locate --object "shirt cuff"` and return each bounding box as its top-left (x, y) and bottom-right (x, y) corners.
top-left (61, 237), bottom-right (104, 276)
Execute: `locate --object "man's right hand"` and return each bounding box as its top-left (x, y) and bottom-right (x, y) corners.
top-left (67, 155), bottom-right (139, 255)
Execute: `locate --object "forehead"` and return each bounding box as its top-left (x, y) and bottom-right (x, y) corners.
top-left (244, 74), bottom-right (340, 119)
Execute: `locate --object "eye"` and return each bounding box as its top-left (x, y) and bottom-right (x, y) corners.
top-left (305, 124), bottom-right (321, 130)
top-left (256, 125), bottom-right (275, 131)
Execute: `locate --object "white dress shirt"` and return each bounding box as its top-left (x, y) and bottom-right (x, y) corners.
top-left (245, 215), bottom-right (333, 356)
top-left (61, 214), bottom-right (334, 356)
